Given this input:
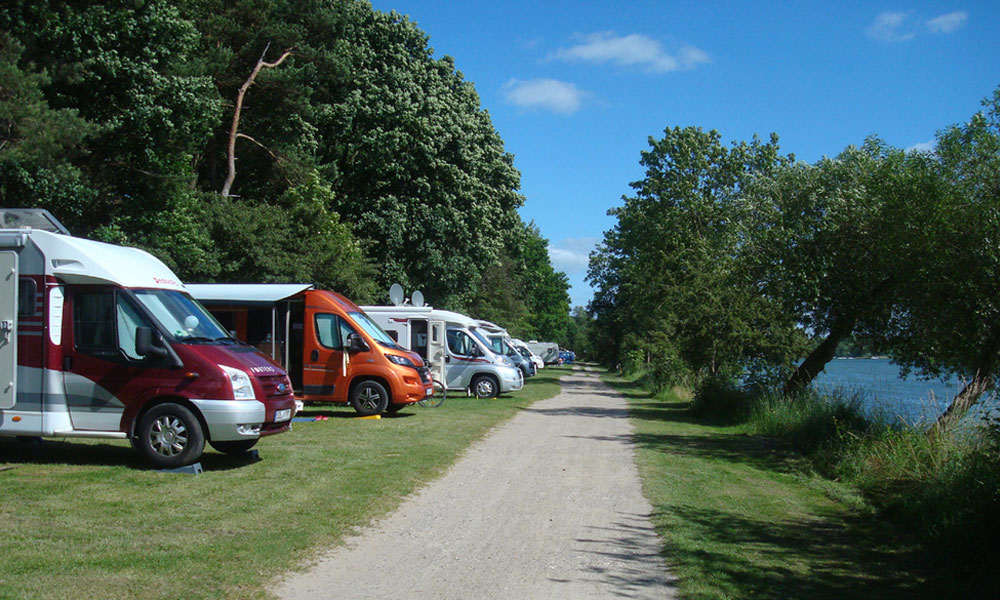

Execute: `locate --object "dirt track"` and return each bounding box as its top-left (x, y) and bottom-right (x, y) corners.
top-left (273, 366), bottom-right (677, 599)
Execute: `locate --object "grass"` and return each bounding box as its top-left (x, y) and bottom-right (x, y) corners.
top-left (606, 372), bottom-right (932, 600)
top-left (0, 366), bottom-right (567, 600)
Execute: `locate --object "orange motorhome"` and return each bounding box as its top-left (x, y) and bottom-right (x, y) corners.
top-left (187, 284), bottom-right (432, 415)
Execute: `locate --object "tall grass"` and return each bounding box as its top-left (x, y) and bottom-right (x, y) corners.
top-left (692, 380), bottom-right (1000, 594)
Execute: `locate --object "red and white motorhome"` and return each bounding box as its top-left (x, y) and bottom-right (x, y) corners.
top-left (0, 209), bottom-right (296, 467)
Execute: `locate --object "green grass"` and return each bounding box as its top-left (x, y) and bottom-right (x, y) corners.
top-left (0, 366), bottom-right (567, 600)
top-left (607, 373), bottom-right (931, 600)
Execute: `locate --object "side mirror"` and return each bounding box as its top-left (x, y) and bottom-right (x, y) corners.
top-left (135, 327), bottom-right (168, 358)
top-left (347, 332), bottom-right (369, 354)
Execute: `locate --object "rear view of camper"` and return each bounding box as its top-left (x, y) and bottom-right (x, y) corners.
top-left (0, 209), bottom-right (296, 467)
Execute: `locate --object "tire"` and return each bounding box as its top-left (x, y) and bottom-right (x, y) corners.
top-left (350, 380), bottom-right (389, 416)
top-left (471, 374), bottom-right (499, 398)
top-left (136, 403), bottom-right (205, 468)
top-left (209, 439), bottom-right (258, 454)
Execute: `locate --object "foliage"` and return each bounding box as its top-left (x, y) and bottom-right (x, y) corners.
top-left (588, 126), bottom-right (802, 387)
top-left (0, 0), bottom-right (569, 327)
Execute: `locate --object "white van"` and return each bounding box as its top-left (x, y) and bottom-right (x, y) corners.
top-left (511, 338), bottom-right (545, 370)
top-left (362, 306), bottom-right (523, 398)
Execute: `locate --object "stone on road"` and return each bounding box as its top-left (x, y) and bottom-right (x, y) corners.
top-left (274, 366), bottom-right (677, 599)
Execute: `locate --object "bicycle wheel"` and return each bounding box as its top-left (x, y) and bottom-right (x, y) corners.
top-left (418, 379), bottom-right (447, 408)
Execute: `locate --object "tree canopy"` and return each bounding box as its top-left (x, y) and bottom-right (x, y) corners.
top-left (0, 0), bottom-right (571, 337)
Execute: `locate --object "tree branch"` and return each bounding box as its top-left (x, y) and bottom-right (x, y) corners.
top-left (221, 43), bottom-right (293, 197)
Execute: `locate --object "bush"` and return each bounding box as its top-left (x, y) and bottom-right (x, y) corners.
top-left (690, 376), bottom-right (754, 423)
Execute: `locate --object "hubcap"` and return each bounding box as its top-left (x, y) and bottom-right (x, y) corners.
top-left (149, 415), bottom-right (188, 456)
top-left (359, 387), bottom-right (381, 410)
top-left (476, 379), bottom-right (495, 397)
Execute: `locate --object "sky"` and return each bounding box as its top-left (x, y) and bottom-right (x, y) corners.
top-left (368, 0), bottom-right (1000, 308)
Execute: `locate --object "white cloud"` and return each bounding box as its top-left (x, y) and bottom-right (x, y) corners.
top-left (547, 237), bottom-right (599, 275)
top-left (906, 140), bottom-right (936, 153)
top-left (552, 32), bottom-right (710, 73)
top-left (867, 11), bottom-right (916, 42)
top-left (502, 78), bottom-right (588, 114)
top-left (926, 11), bottom-right (968, 34)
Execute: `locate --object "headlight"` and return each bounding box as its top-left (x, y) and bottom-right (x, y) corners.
top-left (387, 354), bottom-right (416, 368)
top-left (499, 356), bottom-right (514, 367)
top-left (220, 365), bottom-right (256, 400)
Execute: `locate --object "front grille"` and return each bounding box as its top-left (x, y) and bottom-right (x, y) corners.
top-left (259, 373), bottom-right (294, 398)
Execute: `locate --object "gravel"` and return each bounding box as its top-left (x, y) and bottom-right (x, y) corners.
top-left (273, 366), bottom-right (677, 599)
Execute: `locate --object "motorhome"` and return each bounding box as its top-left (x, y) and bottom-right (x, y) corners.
top-left (187, 284), bottom-right (433, 415)
top-left (361, 305), bottom-right (523, 398)
top-left (0, 209), bottom-right (296, 468)
top-left (511, 338), bottom-right (544, 370)
top-left (527, 341), bottom-right (561, 365)
top-left (476, 320), bottom-right (535, 378)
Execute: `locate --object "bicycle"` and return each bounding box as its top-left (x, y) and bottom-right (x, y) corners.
top-left (418, 378), bottom-right (447, 408)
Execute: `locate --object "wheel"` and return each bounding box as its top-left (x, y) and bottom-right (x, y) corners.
top-left (350, 380), bottom-right (389, 416)
top-left (136, 403), bottom-right (205, 468)
top-left (418, 379), bottom-right (447, 408)
top-left (209, 439), bottom-right (258, 454)
top-left (471, 375), bottom-right (499, 398)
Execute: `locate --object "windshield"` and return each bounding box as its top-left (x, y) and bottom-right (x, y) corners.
top-left (487, 335), bottom-right (505, 354)
top-left (469, 329), bottom-right (494, 355)
top-left (349, 311), bottom-right (401, 349)
top-left (133, 290), bottom-right (231, 341)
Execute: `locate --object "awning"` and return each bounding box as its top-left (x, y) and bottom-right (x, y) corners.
top-left (186, 283), bottom-right (314, 306)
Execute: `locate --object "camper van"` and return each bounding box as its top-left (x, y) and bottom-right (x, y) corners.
top-left (187, 284), bottom-right (433, 416)
top-left (527, 341), bottom-right (561, 365)
top-left (511, 339), bottom-right (544, 370)
top-left (476, 320), bottom-right (535, 378)
top-left (0, 209), bottom-right (296, 468)
top-left (362, 306), bottom-right (523, 398)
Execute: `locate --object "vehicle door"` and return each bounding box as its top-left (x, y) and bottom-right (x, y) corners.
top-left (63, 287), bottom-right (159, 431)
top-left (444, 328), bottom-right (483, 390)
top-left (303, 311), bottom-right (357, 401)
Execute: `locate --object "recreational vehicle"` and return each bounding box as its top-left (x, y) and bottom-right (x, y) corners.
top-left (476, 320), bottom-right (535, 378)
top-left (527, 341), bottom-right (561, 365)
top-left (188, 284), bottom-right (433, 415)
top-left (0, 209), bottom-right (296, 467)
top-left (362, 306), bottom-right (523, 398)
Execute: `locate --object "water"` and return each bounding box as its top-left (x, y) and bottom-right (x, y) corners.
top-left (812, 358), bottom-right (963, 426)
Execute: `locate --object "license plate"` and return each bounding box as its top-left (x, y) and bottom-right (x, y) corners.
top-left (275, 408), bottom-right (291, 422)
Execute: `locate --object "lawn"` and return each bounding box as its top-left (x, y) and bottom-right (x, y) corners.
top-left (607, 374), bottom-right (931, 600)
top-left (0, 366), bottom-right (567, 600)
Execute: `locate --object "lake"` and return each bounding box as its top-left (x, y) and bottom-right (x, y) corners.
top-left (812, 358), bottom-right (965, 426)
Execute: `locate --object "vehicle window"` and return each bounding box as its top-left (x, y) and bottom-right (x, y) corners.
top-left (348, 311), bottom-right (400, 349)
top-left (74, 290), bottom-right (153, 361)
top-left (315, 313), bottom-right (341, 349)
top-left (74, 290), bottom-right (116, 351)
top-left (116, 295), bottom-right (151, 360)
top-left (18, 278), bottom-right (36, 317)
top-left (339, 317), bottom-right (357, 348)
top-left (133, 290), bottom-right (229, 340)
top-left (447, 329), bottom-right (477, 357)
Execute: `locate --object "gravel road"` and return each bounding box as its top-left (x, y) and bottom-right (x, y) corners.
top-left (273, 366), bottom-right (677, 599)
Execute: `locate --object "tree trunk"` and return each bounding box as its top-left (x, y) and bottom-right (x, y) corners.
top-left (929, 329), bottom-right (1000, 436)
top-left (783, 318), bottom-right (856, 397)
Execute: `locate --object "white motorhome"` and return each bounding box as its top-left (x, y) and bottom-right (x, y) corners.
top-left (476, 320), bottom-right (535, 378)
top-left (362, 305), bottom-right (523, 397)
top-left (527, 341), bottom-right (561, 365)
top-left (0, 209), bottom-right (296, 467)
top-left (511, 338), bottom-right (544, 370)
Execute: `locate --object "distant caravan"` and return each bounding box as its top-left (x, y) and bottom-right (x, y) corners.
top-left (188, 284), bottom-right (433, 415)
top-left (527, 341), bottom-right (561, 365)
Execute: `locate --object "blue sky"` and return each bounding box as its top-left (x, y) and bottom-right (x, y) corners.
top-left (369, 1), bottom-right (1000, 308)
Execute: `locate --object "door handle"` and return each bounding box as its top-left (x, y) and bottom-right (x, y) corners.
top-left (445, 355), bottom-right (450, 363)
top-left (310, 349), bottom-right (319, 362)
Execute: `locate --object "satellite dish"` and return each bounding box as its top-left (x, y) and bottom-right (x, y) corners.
top-left (412, 290), bottom-right (425, 307)
top-left (389, 283), bottom-right (404, 306)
